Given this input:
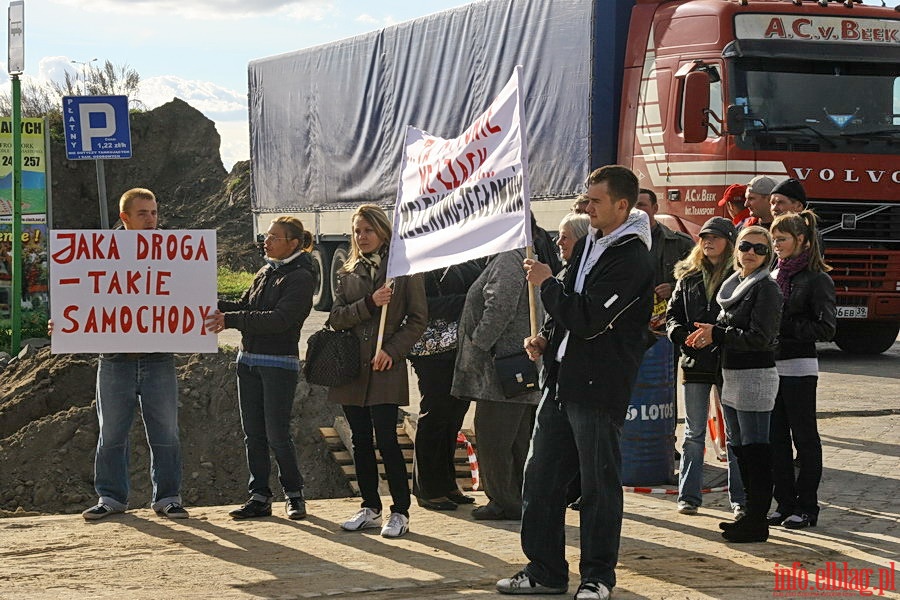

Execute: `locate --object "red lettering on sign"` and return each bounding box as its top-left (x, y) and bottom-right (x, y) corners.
top-left (764, 17), bottom-right (786, 39)
top-left (52, 233), bottom-right (120, 264)
top-left (61, 306), bottom-right (79, 333)
top-left (792, 18), bottom-right (812, 39)
top-left (842, 20), bottom-right (859, 40)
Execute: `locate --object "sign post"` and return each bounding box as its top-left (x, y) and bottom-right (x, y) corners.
top-left (62, 94), bottom-right (132, 229)
top-left (8, 0), bottom-right (24, 353)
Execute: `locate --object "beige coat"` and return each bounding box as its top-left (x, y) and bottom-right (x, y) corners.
top-left (327, 258), bottom-right (427, 407)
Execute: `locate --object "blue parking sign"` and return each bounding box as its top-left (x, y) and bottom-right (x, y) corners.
top-left (63, 95), bottom-right (132, 160)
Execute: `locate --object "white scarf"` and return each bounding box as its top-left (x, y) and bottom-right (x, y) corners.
top-left (716, 267), bottom-right (771, 310)
top-left (556, 208), bottom-right (652, 362)
top-left (265, 249), bottom-right (304, 270)
top-left (575, 208), bottom-right (652, 293)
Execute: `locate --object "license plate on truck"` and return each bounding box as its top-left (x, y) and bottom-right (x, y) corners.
top-left (836, 306), bottom-right (868, 318)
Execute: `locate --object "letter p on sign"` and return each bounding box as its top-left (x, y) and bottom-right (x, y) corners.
top-left (63, 94), bottom-right (132, 160)
top-left (79, 103), bottom-right (116, 151)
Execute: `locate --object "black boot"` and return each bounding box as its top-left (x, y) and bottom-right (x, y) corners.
top-left (722, 443), bottom-right (771, 543)
top-left (719, 445), bottom-right (748, 531)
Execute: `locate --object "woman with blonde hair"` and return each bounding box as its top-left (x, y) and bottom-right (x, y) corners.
top-left (208, 216), bottom-right (316, 521)
top-left (687, 225), bottom-right (782, 543)
top-left (767, 210), bottom-right (835, 530)
top-left (328, 204), bottom-right (427, 538)
top-left (666, 217), bottom-right (744, 517)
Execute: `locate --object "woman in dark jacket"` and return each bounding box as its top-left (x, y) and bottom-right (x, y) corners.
top-left (666, 217), bottom-right (744, 517)
top-left (688, 225), bottom-right (782, 543)
top-left (328, 204), bottom-right (427, 538)
top-left (409, 260), bottom-right (484, 511)
top-left (768, 211), bottom-right (836, 530)
top-left (207, 216), bottom-right (316, 521)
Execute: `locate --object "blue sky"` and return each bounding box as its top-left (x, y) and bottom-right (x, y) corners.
top-left (5, 0), bottom-right (900, 170)
top-left (4, 0), bottom-right (469, 169)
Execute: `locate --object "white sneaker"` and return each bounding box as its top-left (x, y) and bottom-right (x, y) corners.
top-left (732, 504), bottom-right (746, 520)
top-left (341, 507), bottom-right (382, 531)
top-left (380, 512), bottom-right (409, 538)
top-left (496, 570), bottom-right (567, 594)
top-left (575, 581), bottom-right (611, 600)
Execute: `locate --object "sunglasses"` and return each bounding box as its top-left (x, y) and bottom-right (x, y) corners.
top-left (738, 240), bottom-right (769, 255)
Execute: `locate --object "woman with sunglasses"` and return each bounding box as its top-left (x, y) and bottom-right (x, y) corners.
top-left (767, 211), bottom-right (836, 530)
top-left (666, 217), bottom-right (744, 518)
top-left (686, 225), bottom-right (782, 543)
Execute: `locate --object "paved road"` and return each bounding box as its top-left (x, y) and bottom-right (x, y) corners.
top-left (2, 321), bottom-right (897, 599)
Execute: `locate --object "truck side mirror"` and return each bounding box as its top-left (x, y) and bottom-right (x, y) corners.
top-left (683, 71), bottom-right (710, 143)
top-left (726, 105), bottom-right (746, 135)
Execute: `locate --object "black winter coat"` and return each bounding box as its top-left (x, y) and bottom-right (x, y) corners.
top-left (219, 253), bottom-right (315, 356)
top-left (711, 274), bottom-right (783, 370)
top-left (539, 234), bottom-right (654, 423)
top-left (666, 271), bottom-right (723, 384)
top-left (776, 269), bottom-right (836, 361)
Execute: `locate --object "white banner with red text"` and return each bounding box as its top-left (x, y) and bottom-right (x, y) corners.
top-left (386, 66), bottom-right (532, 278)
top-left (49, 229), bottom-right (217, 354)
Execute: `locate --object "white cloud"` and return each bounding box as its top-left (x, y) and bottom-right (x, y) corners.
top-left (140, 76), bottom-right (245, 117)
top-left (51, 0), bottom-right (336, 20)
top-left (355, 13), bottom-right (398, 27)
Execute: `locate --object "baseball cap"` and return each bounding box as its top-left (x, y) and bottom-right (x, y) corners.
top-left (746, 175), bottom-right (778, 196)
top-left (717, 184), bottom-right (748, 207)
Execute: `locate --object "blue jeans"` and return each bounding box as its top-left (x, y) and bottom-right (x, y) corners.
top-left (94, 355), bottom-right (181, 511)
top-left (521, 383), bottom-right (623, 590)
top-left (237, 363), bottom-right (304, 501)
top-left (679, 383), bottom-right (745, 508)
top-left (722, 404), bottom-right (771, 446)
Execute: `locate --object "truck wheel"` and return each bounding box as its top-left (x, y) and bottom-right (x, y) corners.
top-left (310, 245), bottom-right (333, 311)
top-left (329, 245), bottom-right (350, 307)
top-left (833, 321), bottom-right (900, 355)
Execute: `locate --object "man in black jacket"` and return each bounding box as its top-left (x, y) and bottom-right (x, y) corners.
top-left (497, 165), bottom-right (654, 600)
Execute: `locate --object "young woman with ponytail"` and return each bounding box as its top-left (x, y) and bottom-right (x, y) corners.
top-left (767, 210), bottom-right (836, 530)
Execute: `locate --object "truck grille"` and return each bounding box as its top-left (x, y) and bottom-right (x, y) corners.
top-left (826, 250), bottom-right (900, 292)
top-left (809, 201), bottom-right (900, 246)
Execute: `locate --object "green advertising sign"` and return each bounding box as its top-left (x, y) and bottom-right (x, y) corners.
top-left (0, 118), bottom-right (47, 215)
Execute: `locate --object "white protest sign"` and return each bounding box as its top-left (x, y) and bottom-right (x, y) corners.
top-left (49, 230), bottom-right (218, 354)
top-left (387, 66), bottom-right (531, 278)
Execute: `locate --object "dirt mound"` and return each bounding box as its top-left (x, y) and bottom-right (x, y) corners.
top-left (0, 348), bottom-right (352, 515)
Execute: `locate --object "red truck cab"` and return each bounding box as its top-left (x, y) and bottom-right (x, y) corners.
top-left (621, 0), bottom-right (900, 353)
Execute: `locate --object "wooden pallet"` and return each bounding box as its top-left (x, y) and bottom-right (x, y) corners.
top-left (319, 417), bottom-right (478, 496)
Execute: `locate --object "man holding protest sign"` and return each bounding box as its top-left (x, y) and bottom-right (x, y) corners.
top-left (498, 166), bottom-right (653, 600)
top-left (79, 188), bottom-right (188, 521)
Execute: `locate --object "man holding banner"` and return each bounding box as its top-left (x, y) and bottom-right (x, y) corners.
top-left (70, 189), bottom-right (191, 521)
top-left (498, 166), bottom-right (653, 600)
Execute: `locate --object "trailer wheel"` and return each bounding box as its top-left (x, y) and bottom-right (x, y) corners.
top-left (329, 245), bottom-right (350, 307)
top-left (310, 245), bottom-right (333, 311)
top-left (833, 321), bottom-right (900, 355)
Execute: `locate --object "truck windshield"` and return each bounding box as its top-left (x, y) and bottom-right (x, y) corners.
top-left (729, 57), bottom-right (900, 152)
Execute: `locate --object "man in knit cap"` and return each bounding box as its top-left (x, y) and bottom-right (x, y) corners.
top-left (770, 178), bottom-right (808, 218)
